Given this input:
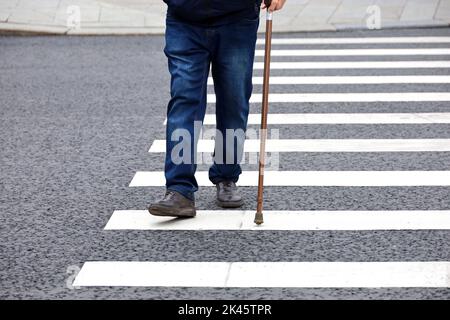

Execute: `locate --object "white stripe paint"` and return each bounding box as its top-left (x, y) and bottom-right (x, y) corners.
top-left (255, 49), bottom-right (450, 56)
top-left (73, 261), bottom-right (450, 287)
top-left (200, 113), bottom-right (450, 125)
top-left (207, 76), bottom-right (450, 85)
top-left (149, 139), bottom-right (450, 153)
top-left (253, 61), bottom-right (450, 69)
top-left (105, 210), bottom-right (450, 231)
top-left (129, 171), bottom-right (450, 187)
top-left (207, 92), bottom-right (450, 103)
top-left (256, 37), bottom-right (450, 45)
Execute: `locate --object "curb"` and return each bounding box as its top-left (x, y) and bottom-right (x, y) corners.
top-left (1, 20), bottom-right (449, 36)
top-left (66, 27), bottom-right (165, 35)
top-left (0, 23), bottom-right (68, 36)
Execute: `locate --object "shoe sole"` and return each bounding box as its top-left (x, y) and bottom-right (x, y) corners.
top-left (148, 205), bottom-right (196, 218)
top-left (216, 199), bottom-right (244, 208)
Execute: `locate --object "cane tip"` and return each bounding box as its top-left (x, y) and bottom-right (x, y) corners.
top-left (254, 212), bottom-right (264, 225)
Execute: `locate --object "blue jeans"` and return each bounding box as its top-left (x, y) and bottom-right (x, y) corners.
top-left (164, 12), bottom-right (259, 201)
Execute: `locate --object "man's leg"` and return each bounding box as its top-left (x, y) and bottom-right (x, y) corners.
top-left (208, 16), bottom-right (259, 207)
top-left (149, 16), bottom-right (210, 217)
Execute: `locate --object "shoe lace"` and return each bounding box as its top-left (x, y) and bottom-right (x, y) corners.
top-left (164, 190), bottom-right (177, 200)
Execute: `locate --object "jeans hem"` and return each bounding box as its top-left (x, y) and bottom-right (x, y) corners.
top-left (209, 176), bottom-right (240, 185)
top-left (167, 186), bottom-right (195, 201)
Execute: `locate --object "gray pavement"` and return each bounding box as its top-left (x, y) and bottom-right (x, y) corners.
top-left (1, 0), bottom-right (450, 35)
top-left (1, 27), bottom-right (450, 299)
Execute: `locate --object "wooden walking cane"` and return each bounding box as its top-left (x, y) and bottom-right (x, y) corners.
top-left (254, 0), bottom-right (273, 225)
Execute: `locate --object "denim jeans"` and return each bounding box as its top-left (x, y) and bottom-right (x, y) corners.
top-left (164, 12), bottom-right (259, 201)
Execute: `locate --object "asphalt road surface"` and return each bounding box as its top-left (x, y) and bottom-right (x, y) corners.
top-left (1, 27), bottom-right (450, 299)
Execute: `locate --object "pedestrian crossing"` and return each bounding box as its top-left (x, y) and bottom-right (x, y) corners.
top-left (256, 36), bottom-right (450, 45)
top-left (73, 261), bottom-right (450, 288)
top-left (253, 61), bottom-right (450, 69)
top-left (149, 139), bottom-right (450, 153)
top-left (207, 92), bottom-right (450, 103)
top-left (255, 48), bottom-right (450, 56)
top-left (129, 171), bottom-right (450, 187)
top-left (208, 75), bottom-right (450, 85)
top-left (75, 35), bottom-right (450, 290)
top-left (223, 113), bottom-right (450, 124)
top-left (189, 113), bottom-right (450, 125)
top-left (105, 210), bottom-right (450, 231)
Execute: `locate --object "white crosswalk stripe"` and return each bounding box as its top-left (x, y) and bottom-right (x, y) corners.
top-left (207, 92), bottom-right (450, 104)
top-left (162, 113), bottom-right (450, 125)
top-left (253, 61), bottom-right (450, 69)
top-left (129, 171), bottom-right (450, 187)
top-left (73, 261), bottom-right (450, 287)
top-left (105, 210), bottom-right (450, 231)
top-left (149, 139), bottom-right (450, 153)
top-left (76, 35), bottom-right (450, 290)
top-left (255, 48), bottom-right (450, 56)
top-left (201, 113), bottom-right (450, 125)
top-left (208, 75), bottom-right (450, 85)
top-left (256, 37), bottom-right (450, 45)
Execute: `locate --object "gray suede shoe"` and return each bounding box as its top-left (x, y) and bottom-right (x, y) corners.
top-left (216, 181), bottom-right (244, 208)
top-left (148, 190), bottom-right (196, 217)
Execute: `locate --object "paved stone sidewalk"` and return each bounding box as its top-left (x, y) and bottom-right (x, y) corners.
top-left (0, 0), bottom-right (449, 35)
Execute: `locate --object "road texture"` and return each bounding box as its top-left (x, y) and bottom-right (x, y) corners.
top-left (1, 27), bottom-right (450, 299)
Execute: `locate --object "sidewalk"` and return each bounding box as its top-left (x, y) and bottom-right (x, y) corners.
top-left (0, 0), bottom-right (449, 35)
